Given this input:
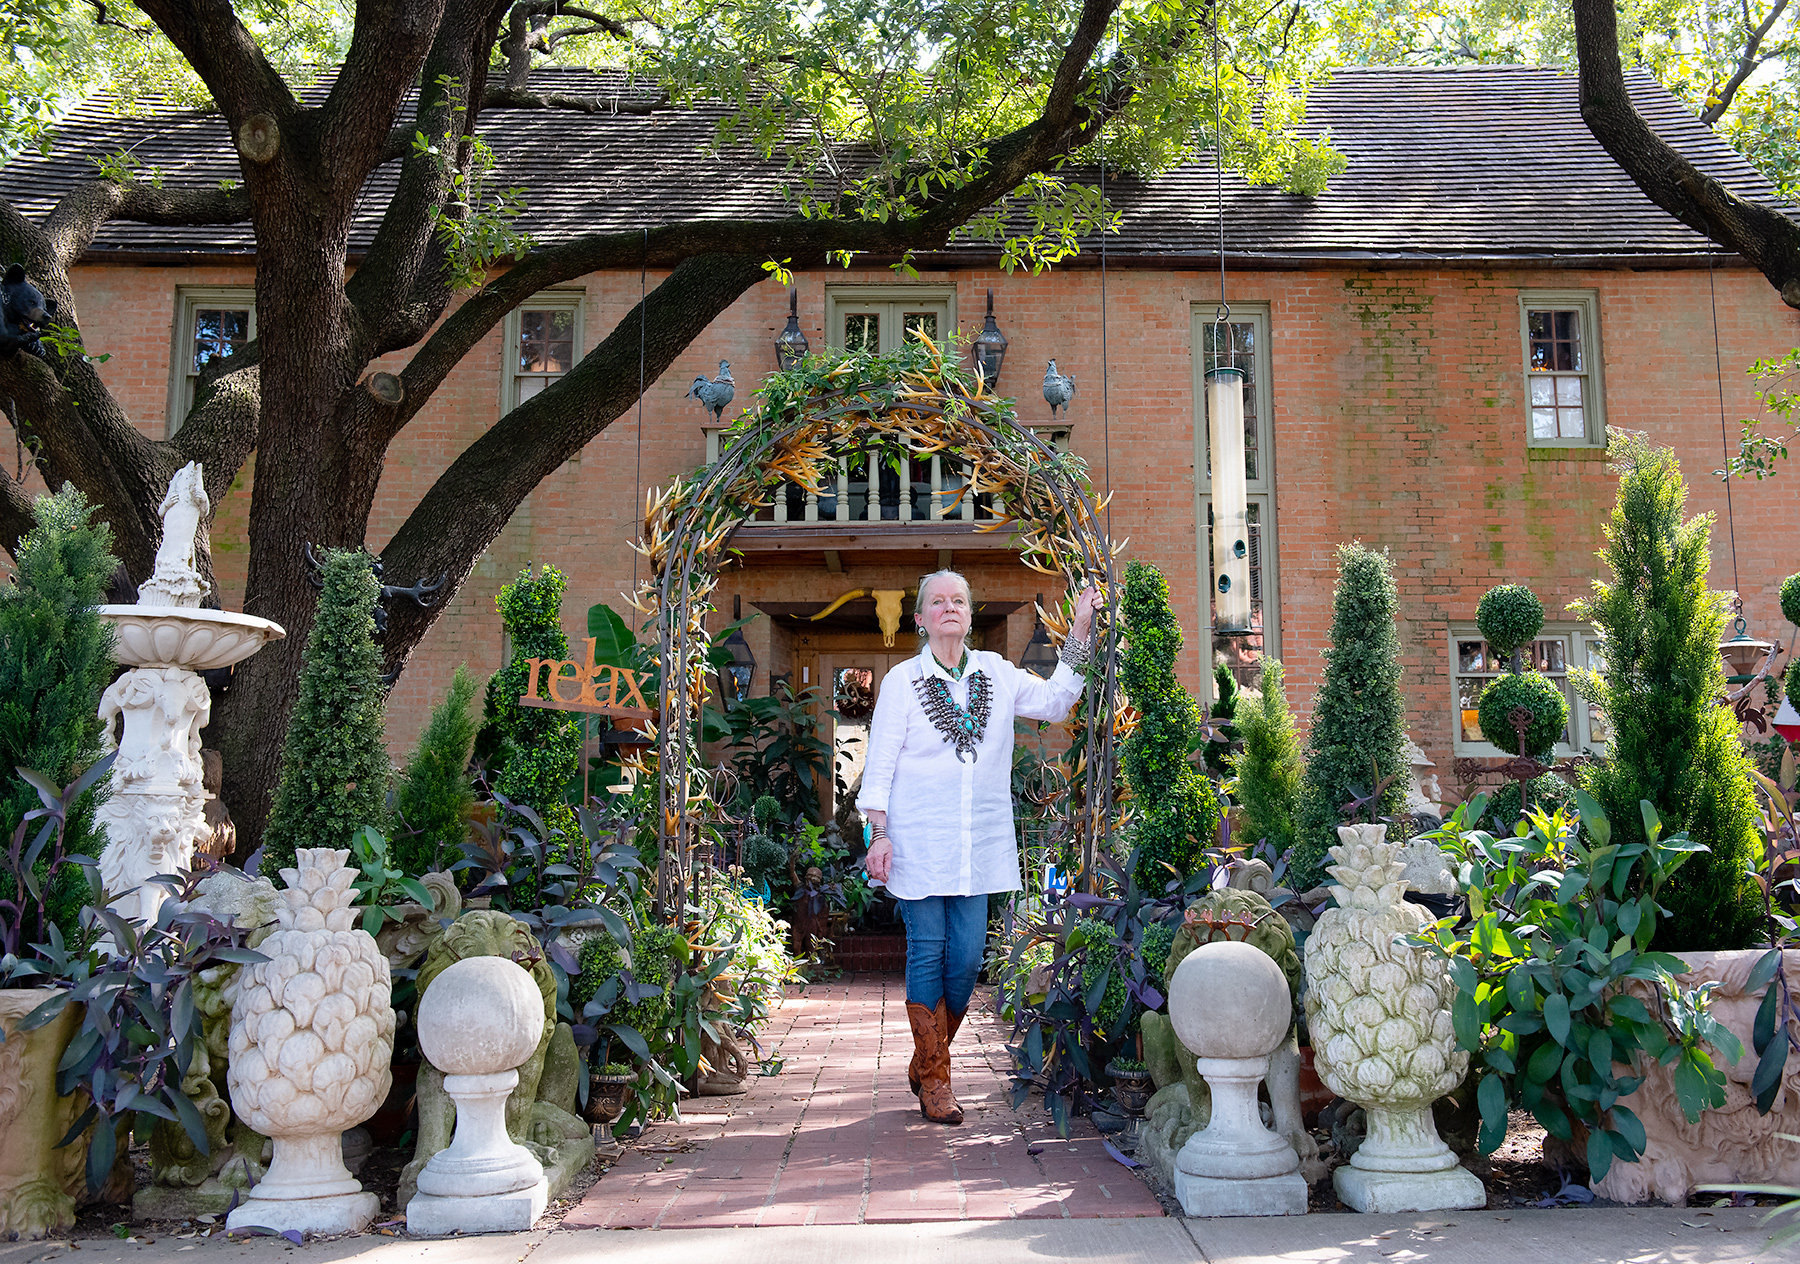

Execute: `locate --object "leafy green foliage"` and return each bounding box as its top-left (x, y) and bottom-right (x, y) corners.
top-left (1231, 657), bottom-right (1302, 856)
top-left (1477, 583), bottom-right (1546, 661)
top-left (347, 825), bottom-right (433, 936)
top-left (704, 680), bottom-right (828, 824)
top-left (1782, 572), bottom-right (1800, 628)
top-left (262, 548), bottom-right (389, 876)
top-left (1118, 562), bottom-right (1220, 891)
top-left (1203, 660), bottom-right (1241, 778)
top-left (1414, 793), bottom-right (1741, 1182)
top-left (393, 665), bottom-right (480, 877)
top-left (1476, 670), bottom-right (1569, 756)
top-left (1570, 435), bottom-right (1764, 950)
top-left (415, 85), bottom-right (534, 290)
top-left (1290, 543), bottom-right (1407, 892)
top-left (0, 485), bottom-right (116, 946)
top-left (1723, 350), bottom-right (1800, 480)
top-left (481, 566), bottom-right (582, 844)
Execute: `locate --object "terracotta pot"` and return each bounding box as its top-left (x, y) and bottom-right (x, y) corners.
top-left (0, 990), bottom-right (89, 1239)
top-left (1296, 1043), bottom-right (1336, 1126)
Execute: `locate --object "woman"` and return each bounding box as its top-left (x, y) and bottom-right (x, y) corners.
top-left (859, 570), bottom-right (1102, 1124)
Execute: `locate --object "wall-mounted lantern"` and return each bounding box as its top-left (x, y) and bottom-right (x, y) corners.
top-left (971, 289), bottom-right (1009, 391)
top-left (719, 594), bottom-right (757, 705)
top-left (774, 289), bottom-right (810, 370)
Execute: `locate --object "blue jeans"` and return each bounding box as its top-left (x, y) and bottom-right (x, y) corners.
top-left (898, 894), bottom-right (989, 1014)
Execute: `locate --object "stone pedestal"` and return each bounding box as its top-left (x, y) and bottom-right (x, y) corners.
top-left (224, 1134), bottom-right (379, 1235)
top-left (1174, 1055), bottom-right (1308, 1216)
top-left (407, 1069), bottom-right (548, 1234)
top-left (1332, 1100), bottom-right (1485, 1213)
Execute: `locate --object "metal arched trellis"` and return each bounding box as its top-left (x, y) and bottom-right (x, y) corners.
top-left (630, 341), bottom-right (1126, 917)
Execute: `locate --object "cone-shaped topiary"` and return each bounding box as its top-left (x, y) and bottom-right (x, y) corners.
top-left (0, 485), bottom-right (118, 939)
top-left (1289, 543), bottom-right (1407, 894)
top-left (1569, 433), bottom-right (1762, 951)
top-left (1118, 561), bottom-right (1220, 891)
top-left (393, 665), bottom-right (480, 876)
top-left (1475, 670), bottom-right (1569, 756)
top-left (1476, 584), bottom-right (1545, 664)
top-left (1231, 657), bottom-right (1302, 856)
top-left (481, 565), bottom-right (581, 842)
top-left (262, 549), bottom-right (390, 876)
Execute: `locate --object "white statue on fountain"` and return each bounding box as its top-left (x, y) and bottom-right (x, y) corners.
top-left (94, 462), bottom-right (284, 934)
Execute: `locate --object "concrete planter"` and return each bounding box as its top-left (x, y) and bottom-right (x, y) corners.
top-left (0, 990), bottom-right (88, 1239)
top-left (1595, 949), bottom-right (1800, 1206)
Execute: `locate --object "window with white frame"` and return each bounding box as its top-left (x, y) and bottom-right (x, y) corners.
top-left (1192, 303), bottom-right (1278, 698)
top-left (169, 288), bottom-right (255, 436)
top-left (1519, 291), bottom-right (1605, 446)
top-left (825, 286), bottom-right (954, 356)
top-left (1449, 624), bottom-right (1608, 756)
top-left (502, 291), bottom-right (584, 412)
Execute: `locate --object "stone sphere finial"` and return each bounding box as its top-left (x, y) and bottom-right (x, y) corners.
top-left (417, 955), bottom-right (545, 1076)
top-left (1168, 939), bottom-right (1291, 1060)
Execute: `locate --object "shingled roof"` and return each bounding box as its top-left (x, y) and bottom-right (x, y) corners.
top-left (0, 64), bottom-right (1788, 266)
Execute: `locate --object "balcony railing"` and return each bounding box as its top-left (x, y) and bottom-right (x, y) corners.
top-left (702, 424), bottom-right (1073, 526)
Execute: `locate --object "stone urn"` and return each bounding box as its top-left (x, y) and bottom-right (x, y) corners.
top-left (225, 848), bottom-right (395, 1235)
top-left (0, 991), bottom-right (88, 1238)
top-left (94, 462), bottom-right (283, 929)
top-left (1302, 824), bottom-right (1483, 1213)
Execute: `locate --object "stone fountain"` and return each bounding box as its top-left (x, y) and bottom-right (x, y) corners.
top-left (95, 462), bottom-right (285, 926)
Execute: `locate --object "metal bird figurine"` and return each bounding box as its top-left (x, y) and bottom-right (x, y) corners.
top-left (1042, 359), bottom-right (1075, 419)
top-left (688, 359), bottom-right (736, 422)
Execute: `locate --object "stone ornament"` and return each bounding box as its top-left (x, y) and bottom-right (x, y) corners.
top-left (1303, 823), bottom-right (1483, 1213)
top-left (1166, 940), bottom-right (1308, 1216)
top-left (94, 462), bottom-right (284, 936)
top-left (0, 992), bottom-right (88, 1238)
top-left (225, 848), bottom-right (395, 1235)
top-left (1593, 949), bottom-right (1800, 1206)
top-left (406, 956), bottom-right (550, 1235)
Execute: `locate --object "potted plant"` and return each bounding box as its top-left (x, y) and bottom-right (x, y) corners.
top-left (586, 1063), bottom-right (637, 1125)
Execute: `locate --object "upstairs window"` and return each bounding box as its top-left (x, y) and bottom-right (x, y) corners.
top-left (170, 288), bottom-right (255, 437)
top-left (503, 292), bottom-right (584, 412)
top-left (1520, 291), bottom-right (1604, 447)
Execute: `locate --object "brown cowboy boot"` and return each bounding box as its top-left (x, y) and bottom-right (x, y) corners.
top-left (909, 1002), bottom-right (966, 1096)
top-left (906, 1000), bottom-right (963, 1124)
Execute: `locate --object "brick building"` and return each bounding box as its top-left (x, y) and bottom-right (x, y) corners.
top-left (5, 65), bottom-right (1797, 798)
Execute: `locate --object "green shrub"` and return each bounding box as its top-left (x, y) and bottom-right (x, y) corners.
top-left (481, 566), bottom-right (581, 842)
top-left (0, 485), bottom-right (117, 938)
top-left (1481, 772), bottom-right (1574, 834)
top-left (1203, 660), bottom-right (1240, 778)
top-left (1290, 543), bottom-right (1407, 892)
top-left (393, 665), bottom-right (480, 876)
top-left (1231, 657), bottom-right (1302, 856)
top-left (1781, 572), bottom-right (1800, 627)
top-left (572, 924), bottom-right (682, 1040)
top-left (1140, 921), bottom-right (1179, 1001)
top-left (263, 548), bottom-right (389, 876)
top-left (1476, 671), bottom-right (1569, 757)
top-left (1118, 562), bottom-right (1220, 891)
top-left (1078, 917), bottom-right (1131, 1034)
top-left (1569, 434), bottom-right (1763, 951)
top-left (1476, 584), bottom-right (1545, 662)
top-left (751, 796), bottom-right (782, 831)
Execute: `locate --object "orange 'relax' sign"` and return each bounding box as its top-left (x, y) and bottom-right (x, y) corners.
top-left (518, 637), bottom-right (653, 718)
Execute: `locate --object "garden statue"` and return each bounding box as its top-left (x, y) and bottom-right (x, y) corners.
top-left (406, 956), bottom-right (550, 1234)
top-left (1166, 940), bottom-right (1309, 1216)
top-left (95, 461), bottom-right (284, 934)
top-left (397, 911), bottom-right (593, 1210)
top-left (225, 849), bottom-right (395, 1235)
top-left (0, 996), bottom-right (88, 1237)
top-left (136, 869), bottom-right (279, 1220)
top-left (1138, 887), bottom-right (1320, 1188)
top-left (1402, 736), bottom-right (1443, 821)
top-left (373, 870), bottom-right (462, 970)
top-left (1592, 949), bottom-right (1800, 1205)
top-left (1303, 824), bottom-right (1483, 1213)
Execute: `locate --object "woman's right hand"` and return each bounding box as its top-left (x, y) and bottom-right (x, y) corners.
top-left (865, 837), bottom-right (893, 882)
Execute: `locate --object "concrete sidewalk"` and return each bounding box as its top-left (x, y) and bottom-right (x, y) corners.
top-left (0, 1209), bottom-right (1781, 1264)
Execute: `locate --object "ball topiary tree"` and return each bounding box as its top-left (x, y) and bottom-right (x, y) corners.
top-left (1231, 657), bottom-right (1302, 857)
top-left (481, 565), bottom-right (582, 843)
top-left (1476, 584), bottom-right (1545, 664)
top-left (1118, 561), bottom-right (1220, 892)
top-left (1289, 543), bottom-right (1407, 893)
top-left (393, 664), bottom-right (481, 876)
top-left (1569, 433), bottom-right (1763, 951)
top-left (1783, 573), bottom-right (1800, 704)
top-left (1473, 582), bottom-right (1568, 762)
top-left (262, 548), bottom-right (390, 876)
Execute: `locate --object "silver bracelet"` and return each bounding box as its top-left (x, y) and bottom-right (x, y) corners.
top-left (1058, 634), bottom-right (1092, 669)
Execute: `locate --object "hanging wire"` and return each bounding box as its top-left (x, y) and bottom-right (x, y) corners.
top-left (1213, 2), bottom-right (1229, 336)
top-left (1099, 131), bottom-right (1113, 546)
top-left (633, 226), bottom-right (647, 591)
top-left (1707, 254), bottom-right (1742, 599)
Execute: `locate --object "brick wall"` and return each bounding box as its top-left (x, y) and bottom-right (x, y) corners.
top-left (51, 259), bottom-right (1800, 773)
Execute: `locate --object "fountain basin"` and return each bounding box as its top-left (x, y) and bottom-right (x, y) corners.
top-left (99, 606), bottom-right (286, 670)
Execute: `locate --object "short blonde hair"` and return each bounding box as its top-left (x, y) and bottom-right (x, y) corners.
top-left (914, 569), bottom-right (974, 645)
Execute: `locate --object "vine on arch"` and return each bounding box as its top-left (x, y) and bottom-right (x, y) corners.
top-left (626, 338), bottom-right (1128, 914)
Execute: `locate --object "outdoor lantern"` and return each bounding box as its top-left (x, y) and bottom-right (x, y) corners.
top-left (1719, 607), bottom-right (1778, 685)
top-left (1206, 364), bottom-right (1252, 634)
top-left (971, 289), bottom-right (1009, 391)
top-left (774, 289), bottom-right (810, 370)
top-left (1019, 592), bottom-right (1059, 678)
top-left (1774, 696), bottom-right (1800, 744)
top-left (719, 595), bottom-right (757, 704)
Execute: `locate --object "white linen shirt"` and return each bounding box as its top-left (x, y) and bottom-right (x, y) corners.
top-left (857, 645), bottom-right (1085, 900)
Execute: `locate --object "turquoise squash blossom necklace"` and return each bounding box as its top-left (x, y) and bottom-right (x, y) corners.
top-left (913, 659), bottom-right (992, 762)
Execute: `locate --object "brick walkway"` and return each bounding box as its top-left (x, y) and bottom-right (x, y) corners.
top-left (563, 974), bottom-right (1165, 1228)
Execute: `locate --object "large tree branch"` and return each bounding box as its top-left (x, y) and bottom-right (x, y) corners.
top-left (132, 0), bottom-right (298, 129)
top-left (482, 86), bottom-right (661, 113)
top-left (320, 0), bottom-right (453, 193)
top-left (1573, 0), bottom-right (1800, 309)
top-left (42, 180), bottom-right (253, 272)
top-left (0, 442), bottom-right (39, 558)
top-left (1700, 0), bottom-right (1791, 124)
